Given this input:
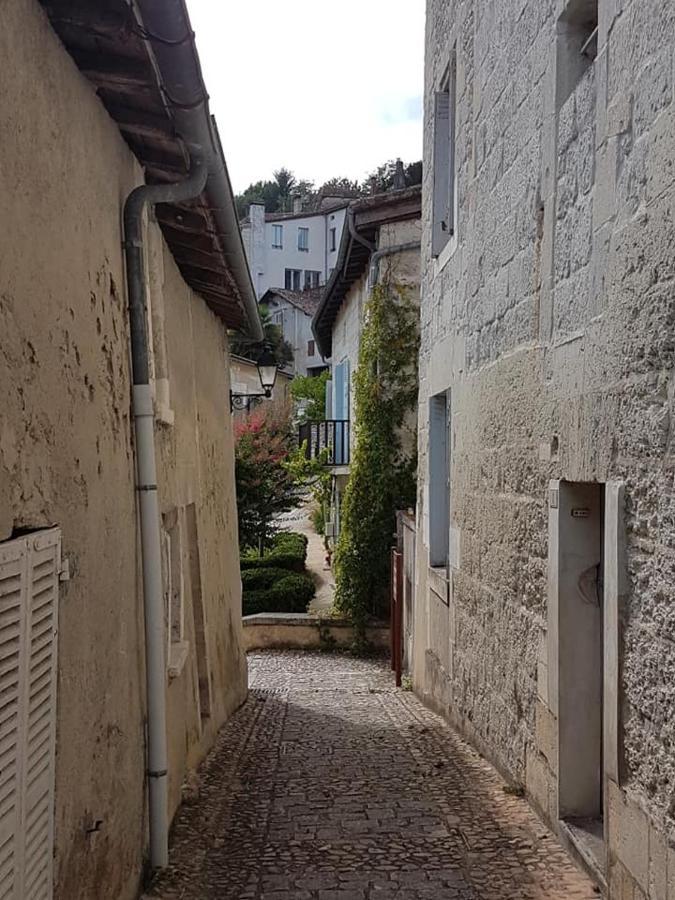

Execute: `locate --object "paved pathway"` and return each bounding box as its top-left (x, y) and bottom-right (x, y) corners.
top-left (147, 653), bottom-right (598, 900)
top-left (277, 501), bottom-right (335, 613)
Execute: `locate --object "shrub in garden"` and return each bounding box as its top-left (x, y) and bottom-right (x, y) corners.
top-left (240, 531), bottom-right (308, 572)
top-left (241, 567), bottom-right (293, 591)
top-left (242, 571), bottom-right (316, 617)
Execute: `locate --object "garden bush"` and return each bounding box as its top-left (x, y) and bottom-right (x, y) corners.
top-left (240, 531), bottom-right (308, 572)
top-left (241, 567), bottom-right (293, 591)
top-left (242, 572), bottom-right (316, 617)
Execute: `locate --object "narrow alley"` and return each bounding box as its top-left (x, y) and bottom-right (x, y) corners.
top-left (147, 653), bottom-right (597, 900)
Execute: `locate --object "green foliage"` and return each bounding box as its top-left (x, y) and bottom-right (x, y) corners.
top-left (240, 531), bottom-right (308, 572)
top-left (311, 504), bottom-right (325, 537)
top-left (241, 567), bottom-right (294, 590)
top-left (290, 371), bottom-right (330, 423)
top-left (235, 160), bottom-right (423, 219)
top-left (362, 159), bottom-right (423, 195)
top-left (234, 417), bottom-right (296, 553)
top-left (235, 167), bottom-right (304, 218)
top-left (230, 305), bottom-right (293, 368)
top-left (334, 279), bottom-right (419, 640)
top-left (242, 572), bottom-right (316, 617)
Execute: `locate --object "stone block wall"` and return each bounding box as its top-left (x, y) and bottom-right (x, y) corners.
top-left (415, 0), bottom-right (675, 894)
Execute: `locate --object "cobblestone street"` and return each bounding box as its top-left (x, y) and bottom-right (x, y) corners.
top-left (148, 653), bottom-right (598, 900)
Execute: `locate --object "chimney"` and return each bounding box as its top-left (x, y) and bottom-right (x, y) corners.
top-left (392, 158), bottom-right (406, 191)
top-left (293, 195), bottom-right (303, 214)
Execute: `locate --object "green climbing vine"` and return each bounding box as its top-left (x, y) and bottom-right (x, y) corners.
top-left (334, 277), bottom-right (419, 645)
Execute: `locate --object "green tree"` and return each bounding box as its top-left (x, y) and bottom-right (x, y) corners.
top-left (363, 159), bottom-right (422, 195)
top-left (290, 370), bottom-right (330, 422)
top-left (230, 305), bottom-right (293, 368)
top-left (334, 278), bottom-right (419, 641)
top-left (317, 177), bottom-right (362, 199)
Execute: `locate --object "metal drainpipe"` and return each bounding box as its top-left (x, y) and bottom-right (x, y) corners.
top-left (123, 153), bottom-right (208, 871)
top-left (368, 241), bottom-right (422, 292)
top-left (348, 208), bottom-right (375, 253)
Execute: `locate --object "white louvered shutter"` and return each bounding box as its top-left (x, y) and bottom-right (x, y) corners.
top-left (0, 529), bottom-right (60, 900)
top-left (0, 539), bottom-right (24, 900)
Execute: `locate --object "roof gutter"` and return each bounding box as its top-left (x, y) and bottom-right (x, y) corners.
top-left (312, 208), bottom-right (361, 358)
top-left (133, 0), bottom-right (263, 341)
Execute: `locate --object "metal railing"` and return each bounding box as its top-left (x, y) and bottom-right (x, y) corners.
top-left (298, 420), bottom-right (350, 466)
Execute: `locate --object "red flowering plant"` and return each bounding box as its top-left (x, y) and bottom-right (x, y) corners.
top-left (234, 413), bottom-right (298, 555)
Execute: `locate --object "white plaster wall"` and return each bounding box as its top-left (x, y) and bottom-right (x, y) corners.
top-left (242, 207), bottom-right (347, 298)
top-left (267, 297), bottom-right (326, 376)
top-left (417, 0), bottom-right (675, 890)
top-left (0, 2), bottom-right (247, 896)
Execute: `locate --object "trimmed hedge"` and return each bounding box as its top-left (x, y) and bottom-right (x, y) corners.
top-left (241, 567), bottom-right (291, 591)
top-left (240, 531), bottom-right (308, 573)
top-left (242, 572), bottom-right (316, 617)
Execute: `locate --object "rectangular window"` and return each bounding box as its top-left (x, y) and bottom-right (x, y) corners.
top-left (307, 339), bottom-right (316, 357)
top-left (329, 227), bottom-right (337, 252)
top-left (304, 270), bottom-right (321, 289)
top-left (162, 509), bottom-right (188, 679)
top-left (298, 227), bottom-right (309, 251)
top-left (432, 53), bottom-right (457, 257)
top-left (429, 391), bottom-right (450, 567)
top-left (285, 268), bottom-right (302, 291)
top-left (556, 0), bottom-right (599, 109)
top-left (272, 224), bottom-right (283, 248)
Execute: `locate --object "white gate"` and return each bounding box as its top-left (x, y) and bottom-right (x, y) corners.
top-left (0, 528), bottom-right (60, 900)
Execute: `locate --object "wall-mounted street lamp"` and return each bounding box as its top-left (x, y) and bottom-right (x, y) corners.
top-left (230, 345), bottom-right (279, 412)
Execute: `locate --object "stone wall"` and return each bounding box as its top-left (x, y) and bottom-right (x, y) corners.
top-left (0, 2), bottom-right (247, 897)
top-left (416, 0), bottom-right (675, 894)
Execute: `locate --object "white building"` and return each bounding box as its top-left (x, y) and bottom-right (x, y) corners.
top-left (241, 198), bottom-right (349, 299)
top-left (262, 288), bottom-right (327, 378)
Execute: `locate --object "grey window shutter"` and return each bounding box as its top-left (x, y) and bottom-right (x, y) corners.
top-left (432, 91), bottom-right (451, 257)
top-left (429, 394), bottom-right (450, 566)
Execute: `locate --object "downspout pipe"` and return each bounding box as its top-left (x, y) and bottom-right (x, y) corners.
top-left (133, 0), bottom-right (263, 342)
top-left (124, 154), bottom-right (208, 871)
top-left (368, 241), bottom-right (422, 292)
top-left (348, 207), bottom-right (375, 254)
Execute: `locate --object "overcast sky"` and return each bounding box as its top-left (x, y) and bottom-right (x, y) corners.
top-left (186, 0), bottom-right (426, 193)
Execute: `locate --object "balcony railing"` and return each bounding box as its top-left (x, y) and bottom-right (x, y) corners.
top-left (298, 420), bottom-right (350, 467)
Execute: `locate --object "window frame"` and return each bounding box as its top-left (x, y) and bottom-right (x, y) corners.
top-left (428, 390), bottom-right (451, 570)
top-left (298, 226), bottom-right (309, 252)
top-left (272, 223), bottom-right (283, 249)
top-left (432, 51), bottom-right (458, 259)
top-left (329, 227), bottom-right (337, 252)
top-left (285, 268), bottom-right (302, 292)
top-left (304, 270), bottom-right (321, 290)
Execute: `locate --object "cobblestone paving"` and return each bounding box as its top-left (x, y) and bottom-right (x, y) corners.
top-left (148, 652), bottom-right (598, 900)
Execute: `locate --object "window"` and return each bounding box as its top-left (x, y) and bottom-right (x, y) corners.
top-left (307, 339), bottom-right (316, 357)
top-left (429, 391), bottom-right (450, 567)
top-left (556, 0), bottom-right (599, 109)
top-left (298, 227), bottom-right (309, 251)
top-left (162, 509), bottom-right (188, 678)
top-left (285, 268), bottom-right (301, 291)
top-left (329, 227), bottom-right (337, 252)
top-left (272, 224), bottom-right (283, 248)
top-left (304, 270), bottom-right (321, 289)
top-left (432, 52), bottom-right (457, 257)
